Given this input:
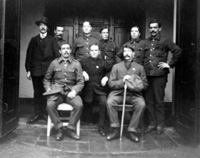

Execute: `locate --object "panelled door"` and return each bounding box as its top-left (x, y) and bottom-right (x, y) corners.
top-left (114, 27), bottom-right (129, 47)
top-left (0, 0), bottom-right (20, 137)
top-left (63, 26), bottom-right (74, 46)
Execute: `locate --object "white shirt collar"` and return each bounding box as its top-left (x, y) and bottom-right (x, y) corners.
top-left (40, 32), bottom-right (47, 39)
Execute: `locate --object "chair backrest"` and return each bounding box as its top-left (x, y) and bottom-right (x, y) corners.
top-left (57, 103), bottom-right (73, 111)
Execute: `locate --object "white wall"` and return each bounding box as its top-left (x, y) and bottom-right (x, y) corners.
top-left (19, 0), bottom-right (45, 98)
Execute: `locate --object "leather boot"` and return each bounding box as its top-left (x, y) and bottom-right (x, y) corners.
top-left (98, 126), bottom-right (106, 137)
top-left (66, 128), bottom-right (80, 140)
top-left (56, 127), bottom-right (64, 141)
top-left (106, 128), bottom-right (120, 141)
top-left (126, 132), bottom-right (139, 143)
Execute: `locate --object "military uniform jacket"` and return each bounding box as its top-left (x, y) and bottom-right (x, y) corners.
top-left (99, 39), bottom-right (119, 66)
top-left (80, 57), bottom-right (112, 102)
top-left (142, 35), bottom-right (182, 76)
top-left (108, 61), bottom-right (148, 97)
top-left (54, 37), bottom-right (65, 47)
top-left (72, 35), bottom-right (99, 61)
top-left (115, 38), bottom-right (145, 65)
top-left (43, 56), bottom-right (84, 95)
top-left (25, 34), bottom-right (60, 76)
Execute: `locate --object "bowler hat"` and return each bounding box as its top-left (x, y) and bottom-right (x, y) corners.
top-left (35, 17), bottom-right (49, 26)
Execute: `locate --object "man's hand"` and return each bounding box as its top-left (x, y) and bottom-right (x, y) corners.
top-left (101, 76), bottom-right (108, 86)
top-left (158, 62), bottom-right (170, 69)
top-left (67, 89), bottom-right (77, 99)
top-left (83, 71), bottom-right (89, 81)
top-left (123, 75), bottom-right (131, 82)
top-left (26, 71), bottom-right (31, 80)
top-left (46, 88), bottom-right (51, 92)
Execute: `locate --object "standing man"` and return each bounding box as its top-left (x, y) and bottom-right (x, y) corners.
top-left (43, 41), bottom-right (84, 141)
top-left (72, 21), bottom-right (99, 61)
top-left (143, 19), bottom-right (182, 134)
top-left (80, 44), bottom-right (112, 136)
top-left (115, 26), bottom-right (145, 65)
top-left (25, 17), bottom-right (60, 124)
top-left (54, 25), bottom-right (65, 46)
top-left (106, 45), bottom-right (148, 142)
top-left (99, 26), bottom-right (118, 66)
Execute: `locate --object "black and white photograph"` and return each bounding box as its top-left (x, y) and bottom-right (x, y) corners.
top-left (0, 0), bottom-right (200, 157)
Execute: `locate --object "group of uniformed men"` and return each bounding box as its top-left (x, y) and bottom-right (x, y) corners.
top-left (25, 17), bottom-right (182, 142)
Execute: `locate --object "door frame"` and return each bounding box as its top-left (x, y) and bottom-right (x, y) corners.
top-left (0, 0), bottom-right (21, 137)
top-left (175, 0), bottom-right (200, 145)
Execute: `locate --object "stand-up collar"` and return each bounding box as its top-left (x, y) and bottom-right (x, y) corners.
top-left (83, 34), bottom-right (91, 39)
top-left (150, 33), bottom-right (161, 41)
top-left (100, 39), bottom-right (108, 43)
top-left (130, 38), bottom-right (140, 43)
top-left (58, 56), bottom-right (73, 63)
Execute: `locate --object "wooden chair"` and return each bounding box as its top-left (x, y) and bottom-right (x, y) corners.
top-left (47, 103), bottom-right (80, 137)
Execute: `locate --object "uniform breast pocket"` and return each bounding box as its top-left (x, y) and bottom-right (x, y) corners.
top-left (54, 68), bottom-right (62, 78)
top-left (66, 70), bottom-right (76, 80)
top-left (136, 47), bottom-right (143, 52)
top-left (155, 51), bottom-right (166, 58)
top-left (106, 47), bottom-right (114, 51)
top-left (155, 43), bottom-right (167, 51)
top-left (77, 43), bottom-right (84, 48)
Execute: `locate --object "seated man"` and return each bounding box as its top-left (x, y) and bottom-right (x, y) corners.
top-left (80, 44), bottom-right (112, 136)
top-left (106, 44), bottom-right (148, 142)
top-left (43, 41), bottom-right (84, 141)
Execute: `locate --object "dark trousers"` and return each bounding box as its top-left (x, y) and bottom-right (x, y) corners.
top-left (107, 94), bottom-right (145, 132)
top-left (144, 75), bottom-right (168, 127)
top-left (32, 76), bottom-right (46, 115)
top-left (83, 94), bottom-right (107, 127)
top-left (46, 94), bottom-right (83, 130)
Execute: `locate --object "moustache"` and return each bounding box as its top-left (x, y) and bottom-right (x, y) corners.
top-left (124, 55), bottom-right (131, 58)
top-left (151, 31), bottom-right (156, 33)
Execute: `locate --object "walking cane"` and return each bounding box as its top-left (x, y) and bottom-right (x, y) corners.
top-left (120, 82), bottom-right (127, 141)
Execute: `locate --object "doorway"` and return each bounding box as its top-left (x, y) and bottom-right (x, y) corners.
top-left (0, 0), bottom-right (20, 137)
top-left (44, 0), bottom-right (146, 47)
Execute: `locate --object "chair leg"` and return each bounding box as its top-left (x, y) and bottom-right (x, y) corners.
top-left (76, 120), bottom-right (80, 136)
top-left (47, 115), bottom-right (52, 137)
top-left (140, 114), bottom-right (144, 134)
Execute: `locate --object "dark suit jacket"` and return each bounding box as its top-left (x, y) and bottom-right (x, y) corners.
top-left (80, 57), bottom-right (112, 102)
top-left (108, 61), bottom-right (148, 98)
top-left (25, 34), bottom-right (60, 76)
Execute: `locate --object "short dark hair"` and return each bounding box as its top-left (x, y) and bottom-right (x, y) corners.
top-left (99, 26), bottom-right (109, 33)
top-left (124, 44), bottom-right (135, 52)
top-left (59, 41), bottom-right (71, 49)
top-left (90, 43), bottom-right (99, 49)
top-left (54, 25), bottom-right (64, 30)
top-left (148, 19), bottom-right (162, 28)
top-left (131, 26), bottom-right (140, 32)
